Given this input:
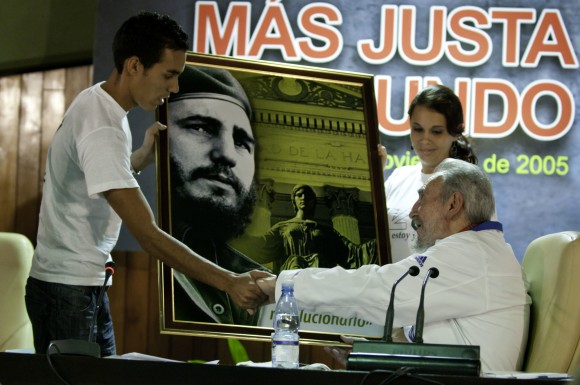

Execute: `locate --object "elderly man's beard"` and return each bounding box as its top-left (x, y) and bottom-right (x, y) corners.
top-left (411, 237), bottom-right (435, 254)
top-left (410, 218), bottom-right (437, 254)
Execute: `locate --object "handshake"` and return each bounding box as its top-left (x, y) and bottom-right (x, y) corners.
top-left (256, 275), bottom-right (277, 303)
top-left (229, 271), bottom-right (278, 315)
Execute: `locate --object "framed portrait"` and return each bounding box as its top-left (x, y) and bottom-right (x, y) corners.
top-left (156, 52), bottom-right (391, 345)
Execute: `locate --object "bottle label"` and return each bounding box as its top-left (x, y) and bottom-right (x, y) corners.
top-left (272, 339), bottom-right (299, 346)
top-left (271, 332), bottom-right (299, 368)
top-left (272, 344), bottom-right (299, 368)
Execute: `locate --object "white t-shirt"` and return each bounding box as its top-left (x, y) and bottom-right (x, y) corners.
top-left (277, 223), bottom-right (530, 372)
top-left (30, 82), bottom-right (139, 286)
top-left (384, 164), bottom-right (430, 263)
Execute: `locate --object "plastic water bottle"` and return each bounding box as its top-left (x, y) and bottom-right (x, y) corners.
top-left (271, 280), bottom-right (300, 368)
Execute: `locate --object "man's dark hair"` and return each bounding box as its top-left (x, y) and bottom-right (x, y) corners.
top-left (112, 11), bottom-right (189, 73)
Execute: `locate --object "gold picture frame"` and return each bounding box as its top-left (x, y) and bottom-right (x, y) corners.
top-left (156, 52), bottom-right (390, 345)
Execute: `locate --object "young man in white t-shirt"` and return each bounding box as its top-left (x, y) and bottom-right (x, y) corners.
top-left (25, 11), bottom-right (271, 357)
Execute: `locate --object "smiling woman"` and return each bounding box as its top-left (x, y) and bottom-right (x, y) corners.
top-left (384, 84), bottom-right (478, 263)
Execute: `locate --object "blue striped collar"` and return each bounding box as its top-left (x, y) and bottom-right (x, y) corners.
top-left (472, 221), bottom-right (503, 232)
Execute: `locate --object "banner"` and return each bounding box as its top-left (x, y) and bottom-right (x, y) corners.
top-left (96, 0), bottom-right (579, 262)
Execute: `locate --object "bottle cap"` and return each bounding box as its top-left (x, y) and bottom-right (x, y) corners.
top-left (281, 279), bottom-right (294, 291)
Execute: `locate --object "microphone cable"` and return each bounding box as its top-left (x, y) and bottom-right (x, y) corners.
top-left (46, 342), bottom-right (73, 385)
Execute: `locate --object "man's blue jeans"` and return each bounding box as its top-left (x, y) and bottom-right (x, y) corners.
top-left (25, 277), bottom-right (116, 357)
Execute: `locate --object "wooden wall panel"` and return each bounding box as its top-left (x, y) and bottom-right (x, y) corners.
top-left (0, 75), bottom-right (21, 232)
top-left (124, 251), bottom-right (152, 353)
top-left (146, 259), bottom-right (171, 357)
top-left (145, 259), bottom-right (166, 356)
top-left (40, 69), bottom-right (66, 194)
top-left (15, 72), bottom-right (43, 240)
top-left (108, 251), bottom-right (128, 354)
top-left (64, 66), bottom-right (92, 109)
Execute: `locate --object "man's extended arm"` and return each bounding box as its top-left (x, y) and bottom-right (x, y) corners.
top-left (109, 121), bottom-right (271, 311)
top-left (104, 186), bottom-right (270, 311)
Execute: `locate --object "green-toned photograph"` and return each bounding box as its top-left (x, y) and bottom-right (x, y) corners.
top-left (156, 52), bottom-right (390, 345)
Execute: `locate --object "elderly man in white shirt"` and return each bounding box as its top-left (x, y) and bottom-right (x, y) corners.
top-left (258, 158), bottom-right (530, 372)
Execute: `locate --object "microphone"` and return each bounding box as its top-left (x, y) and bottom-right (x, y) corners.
top-left (347, 265), bottom-right (481, 376)
top-left (382, 266), bottom-right (420, 342)
top-left (413, 267), bottom-right (439, 343)
top-left (88, 261), bottom-right (116, 343)
top-left (47, 261), bottom-right (116, 358)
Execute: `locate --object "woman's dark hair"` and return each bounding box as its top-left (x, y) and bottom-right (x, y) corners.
top-left (408, 84), bottom-right (477, 164)
top-left (112, 11), bottom-right (189, 74)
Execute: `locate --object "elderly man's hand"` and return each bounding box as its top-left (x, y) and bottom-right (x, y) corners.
top-left (226, 270), bottom-right (274, 315)
top-left (256, 275), bottom-right (277, 304)
top-left (324, 335), bottom-right (369, 368)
